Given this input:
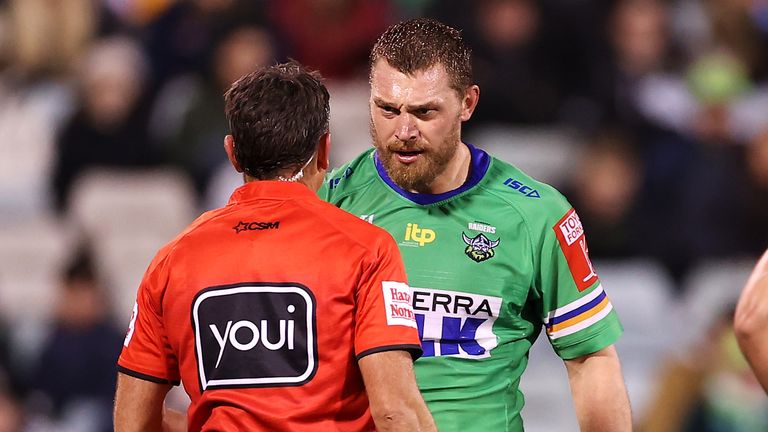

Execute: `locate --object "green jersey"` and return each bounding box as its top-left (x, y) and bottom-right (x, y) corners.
top-left (319, 144), bottom-right (623, 431)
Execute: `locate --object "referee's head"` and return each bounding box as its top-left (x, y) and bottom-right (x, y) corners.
top-left (223, 60), bottom-right (331, 186)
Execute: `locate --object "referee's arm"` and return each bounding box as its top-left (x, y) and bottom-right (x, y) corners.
top-left (114, 372), bottom-right (180, 432)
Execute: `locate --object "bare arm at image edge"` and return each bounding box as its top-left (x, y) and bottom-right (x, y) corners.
top-left (565, 345), bottom-right (632, 431)
top-left (114, 372), bottom-right (175, 432)
top-left (359, 350), bottom-right (437, 432)
top-left (735, 249), bottom-right (768, 393)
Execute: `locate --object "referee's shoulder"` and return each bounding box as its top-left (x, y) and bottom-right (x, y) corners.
top-left (305, 197), bottom-right (397, 251)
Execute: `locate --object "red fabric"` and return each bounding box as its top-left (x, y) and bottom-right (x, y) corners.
top-left (118, 181), bottom-right (419, 431)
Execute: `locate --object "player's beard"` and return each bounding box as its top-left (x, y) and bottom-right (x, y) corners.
top-left (371, 120), bottom-right (461, 193)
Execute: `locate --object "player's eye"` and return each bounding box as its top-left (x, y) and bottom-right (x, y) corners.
top-left (380, 106), bottom-right (399, 115)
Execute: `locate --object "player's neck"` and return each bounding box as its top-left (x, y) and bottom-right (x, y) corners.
top-left (423, 141), bottom-right (471, 195)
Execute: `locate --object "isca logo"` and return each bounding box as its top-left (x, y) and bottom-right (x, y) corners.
top-left (503, 178), bottom-right (540, 198)
top-left (404, 223), bottom-right (436, 246)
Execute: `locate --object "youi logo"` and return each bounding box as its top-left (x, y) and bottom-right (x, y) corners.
top-left (412, 287), bottom-right (502, 359)
top-left (192, 283), bottom-right (317, 391)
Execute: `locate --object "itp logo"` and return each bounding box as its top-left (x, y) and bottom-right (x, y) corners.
top-left (404, 223), bottom-right (436, 246)
top-left (192, 283), bottom-right (317, 391)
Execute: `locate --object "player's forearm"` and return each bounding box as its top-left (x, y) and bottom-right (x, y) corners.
top-left (565, 346), bottom-right (632, 432)
top-left (735, 250), bottom-right (768, 392)
top-left (737, 338), bottom-right (768, 393)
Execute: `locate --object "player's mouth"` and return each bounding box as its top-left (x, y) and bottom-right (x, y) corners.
top-left (392, 150), bottom-right (424, 164)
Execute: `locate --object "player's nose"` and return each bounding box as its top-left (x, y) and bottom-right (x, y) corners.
top-left (394, 114), bottom-right (418, 142)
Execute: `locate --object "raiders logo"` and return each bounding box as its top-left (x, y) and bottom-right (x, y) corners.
top-left (461, 232), bottom-right (500, 263)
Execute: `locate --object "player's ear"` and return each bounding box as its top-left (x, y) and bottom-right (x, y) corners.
top-left (224, 135), bottom-right (243, 173)
top-left (459, 85), bottom-right (480, 122)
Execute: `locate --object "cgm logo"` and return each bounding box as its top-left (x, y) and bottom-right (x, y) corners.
top-left (233, 221), bottom-right (280, 233)
top-left (192, 283), bottom-right (317, 391)
top-left (404, 223), bottom-right (436, 247)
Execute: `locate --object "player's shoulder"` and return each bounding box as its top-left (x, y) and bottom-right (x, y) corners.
top-left (480, 154), bottom-right (572, 225)
top-left (319, 149), bottom-right (378, 203)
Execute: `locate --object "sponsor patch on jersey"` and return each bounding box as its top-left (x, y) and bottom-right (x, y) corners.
top-left (192, 283), bottom-right (317, 391)
top-left (402, 223), bottom-right (436, 247)
top-left (328, 167), bottom-right (354, 190)
top-left (412, 287), bottom-right (502, 359)
top-left (461, 232), bottom-right (500, 263)
top-left (233, 221), bottom-right (280, 233)
top-left (382, 281), bottom-right (417, 328)
top-left (503, 178), bottom-right (541, 198)
top-left (467, 221), bottom-right (496, 234)
top-left (553, 209), bottom-right (598, 291)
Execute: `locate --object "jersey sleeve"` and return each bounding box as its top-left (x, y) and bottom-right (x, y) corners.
top-left (534, 204), bottom-right (623, 360)
top-left (354, 232), bottom-right (423, 361)
top-left (117, 250), bottom-right (180, 384)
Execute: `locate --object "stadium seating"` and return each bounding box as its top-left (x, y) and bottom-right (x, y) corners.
top-left (465, 125), bottom-right (580, 188)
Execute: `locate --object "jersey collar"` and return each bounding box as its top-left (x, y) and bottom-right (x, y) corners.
top-left (227, 181), bottom-right (317, 205)
top-left (373, 142), bottom-right (491, 205)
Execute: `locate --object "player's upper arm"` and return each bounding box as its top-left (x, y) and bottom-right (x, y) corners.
top-left (735, 250), bottom-right (768, 338)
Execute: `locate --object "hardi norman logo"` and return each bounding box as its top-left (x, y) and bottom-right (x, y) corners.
top-left (233, 221), bottom-right (280, 233)
top-left (382, 281), bottom-right (417, 328)
top-left (403, 223), bottom-right (436, 247)
top-left (413, 287), bottom-right (502, 359)
top-left (192, 283), bottom-right (317, 391)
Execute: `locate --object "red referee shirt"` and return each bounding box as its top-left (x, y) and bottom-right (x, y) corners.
top-left (118, 181), bottom-right (421, 431)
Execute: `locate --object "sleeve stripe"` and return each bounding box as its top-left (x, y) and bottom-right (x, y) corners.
top-left (117, 365), bottom-right (179, 385)
top-left (356, 344), bottom-right (423, 361)
top-left (547, 290), bottom-right (607, 326)
top-left (547, 302), bottom-right (613, 340)
top-left (544, 284), bottom-right (604, 324)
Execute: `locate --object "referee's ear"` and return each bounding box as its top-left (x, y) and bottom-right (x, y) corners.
top-left (316, 132), bottom-right (330, 171)
top-left (224, 134), bottom-right (243, 173)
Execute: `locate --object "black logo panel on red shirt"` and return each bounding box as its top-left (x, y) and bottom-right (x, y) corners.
top-left (192, 283), bottom-right (317, 391)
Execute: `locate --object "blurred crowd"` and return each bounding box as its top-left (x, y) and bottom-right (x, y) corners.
top-left (0, 0), bottom-right (766, 431)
